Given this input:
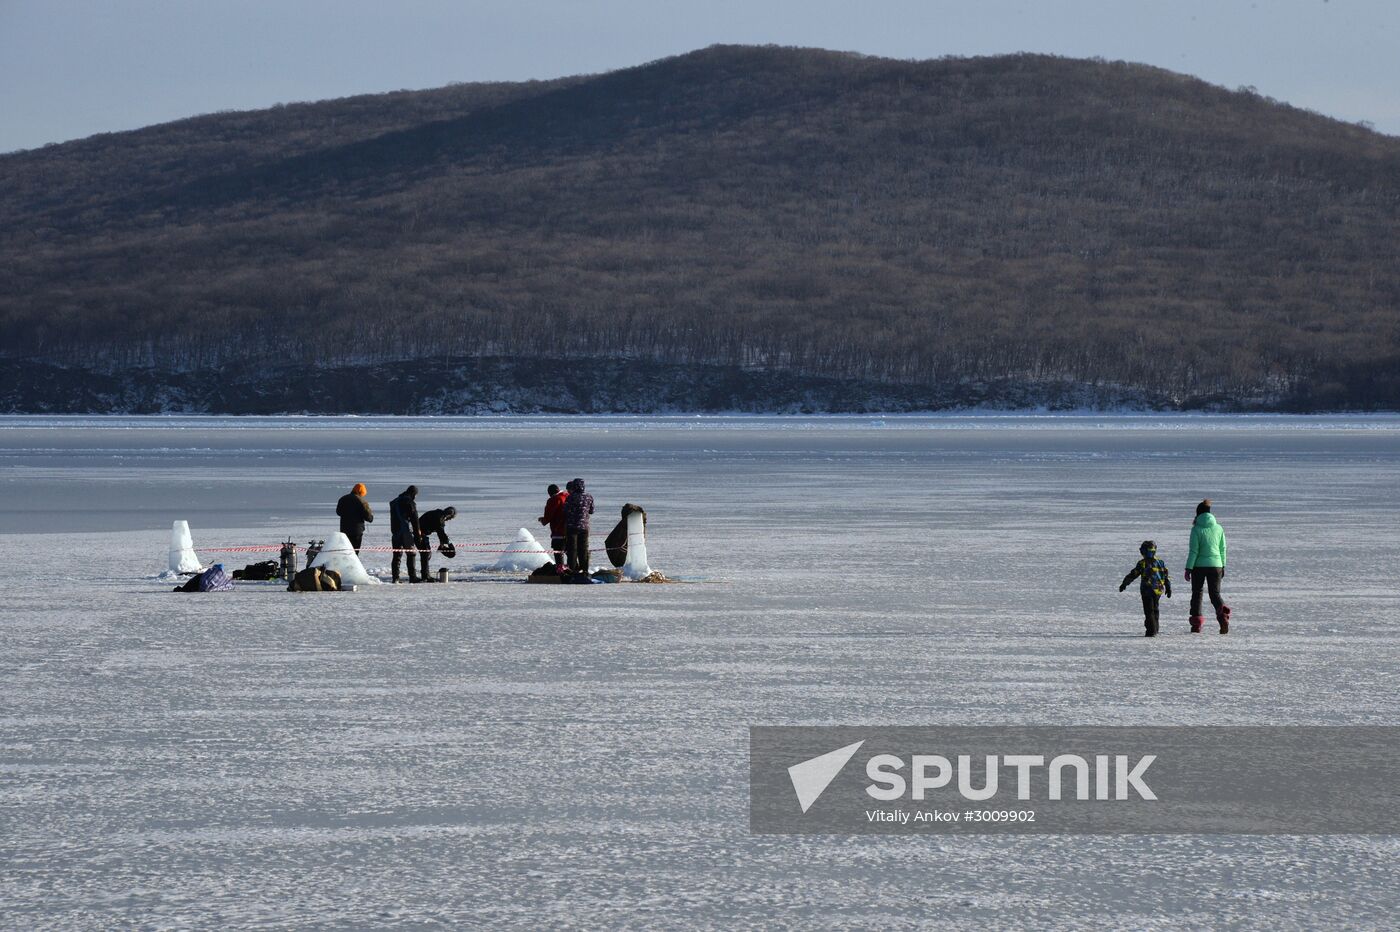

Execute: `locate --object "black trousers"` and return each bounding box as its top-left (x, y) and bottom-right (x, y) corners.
top-left (1140, 590), bottom-right (1161, 635)
top-left (418, 535), bottom-right (446, 579)
top-left (566, 529), bottom-right (589, 573)
top-left (551, 536), bottom-right (566, 568)
top-left (392, 535), bottom-right (420, 581)
top-left (346, 529), bottom-right (363, 554)
top-left (419, 543), bottom-right (432, 580)
top-left (1190, 567), bottom-right (1225, 617)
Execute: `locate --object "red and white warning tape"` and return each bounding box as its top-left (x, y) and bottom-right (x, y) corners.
top-left (196, 542), bottom-right (609, 555)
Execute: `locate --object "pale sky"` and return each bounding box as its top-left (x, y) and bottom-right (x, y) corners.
top-left (1, 0), bottom-right (1396, 154)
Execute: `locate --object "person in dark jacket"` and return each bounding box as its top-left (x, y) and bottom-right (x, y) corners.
top-left (417, 506), bottom-right (457, 581)
top-left (1119, 540), bottom-right (1172, 637)
top-left (389, 485), bottom-right (422, 583)
top-left (563, 478), bottom-right (595, 574)
top-left (538, 483), bottom-right (569, 569)
top-left (335, 482), bottom-right (374, 553)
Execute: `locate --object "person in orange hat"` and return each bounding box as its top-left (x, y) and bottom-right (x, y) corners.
top-left (336, 483), bottom-right (374, 553)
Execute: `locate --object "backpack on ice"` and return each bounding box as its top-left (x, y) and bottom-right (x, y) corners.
top-left (173, 564), bottom-right (233, 593)
top-left (288, 567), bottom-right (344, 592)
top-left (527, 561), bottom-right (564, 584)
top-left (232, 560), bottom-right (279, 581)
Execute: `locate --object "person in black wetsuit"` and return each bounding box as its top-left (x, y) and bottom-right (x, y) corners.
top-left (417, 506), bottom-right (457, 582)
top-left (389, 486), bottom-right (421, 583)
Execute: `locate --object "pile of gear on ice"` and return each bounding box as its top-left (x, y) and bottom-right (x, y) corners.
top-left (167, 478), bottom-right (671, 593)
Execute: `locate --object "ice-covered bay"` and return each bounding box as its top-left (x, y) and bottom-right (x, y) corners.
top-left (2, 415), bottom-right (1399, 927)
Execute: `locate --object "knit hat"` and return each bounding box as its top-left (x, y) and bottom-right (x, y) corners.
top-left (352, 483), bottom-right (366, 496)
top-left (1196, 499), bottom-right (1212, 515)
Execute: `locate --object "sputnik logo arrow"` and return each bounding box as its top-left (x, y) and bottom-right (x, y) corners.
top-left (788, 740), bottom-right (865, 813)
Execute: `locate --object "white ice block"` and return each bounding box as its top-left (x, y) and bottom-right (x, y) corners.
top-left (168, 520), bottom-right (202, 574)
top-left (622, 510), bottom-right (651, 580)
top-left (491, 528), bottom-right (552, 572)
top-left (308, 531), bottom-right (381, 585)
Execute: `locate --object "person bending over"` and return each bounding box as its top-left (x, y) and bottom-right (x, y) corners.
top-left (417, 506), bottom-right (457, 581)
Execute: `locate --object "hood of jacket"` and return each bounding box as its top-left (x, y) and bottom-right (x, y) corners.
top-left (1194, 513), bottom-right (1218, 530)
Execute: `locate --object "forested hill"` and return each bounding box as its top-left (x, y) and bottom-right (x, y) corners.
top-left (3, 44), bottom-right (1400, 413)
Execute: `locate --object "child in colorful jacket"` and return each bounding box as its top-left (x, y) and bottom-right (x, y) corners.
top-left (1119, 540), bottom-right (1172, 637)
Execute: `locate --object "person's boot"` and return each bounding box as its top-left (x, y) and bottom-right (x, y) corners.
top-left (1145, 617), bottom-right (1158, 637)
top-left (1217, 605), bottom-right (1231, 634)
top-left (1190, 615), bottom-right (1204, 633)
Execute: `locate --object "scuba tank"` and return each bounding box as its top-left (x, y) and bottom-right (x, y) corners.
top-left (278, 539), bottom-right (299, 581)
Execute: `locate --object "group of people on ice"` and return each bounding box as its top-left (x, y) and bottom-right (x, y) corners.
top-left (332, 483), bottom-right (455, 583)
top-left (537, 480), bottom-right (597, 574)
top-left (333, 479), bottom-right (597, 584)
top-left (1119, 499), bottom-right (1230, 637)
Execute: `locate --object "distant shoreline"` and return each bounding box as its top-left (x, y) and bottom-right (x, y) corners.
top-left (4, 412), bottom-right (1399, 427)
top-left (1, 357), bottom-right (1375, 416)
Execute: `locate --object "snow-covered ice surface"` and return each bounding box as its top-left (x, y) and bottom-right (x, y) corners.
top-left (2, 414), bottom-right (1399, 928)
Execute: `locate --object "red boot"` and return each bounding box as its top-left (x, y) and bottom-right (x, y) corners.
top-left (1217, 605), bottom-right (1231, 634)
top-left (1190, 615), bottom-right (1205, 633)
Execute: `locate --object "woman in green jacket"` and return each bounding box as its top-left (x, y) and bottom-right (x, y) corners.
top-left (1185, 499), bottom-right (1231, 634)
